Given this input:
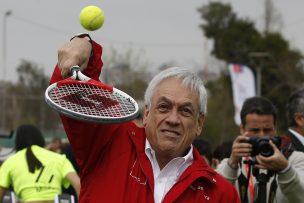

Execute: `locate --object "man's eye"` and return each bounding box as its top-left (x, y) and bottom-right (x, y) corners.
top-left (248, 128), bottom-right (274, 134)
top-left (157, 103), bottom-right (169, 112)
top-left (263, 128), bottom-right (274, 133)
top-left (180, 108), bottom-right (193, 116)
top-left (249, 129), bottom-right (260, 133)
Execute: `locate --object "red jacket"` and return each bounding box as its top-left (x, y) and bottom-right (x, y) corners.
top-left (50, 41), bottom-right (240, 203)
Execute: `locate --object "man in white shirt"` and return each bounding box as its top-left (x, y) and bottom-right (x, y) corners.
top-left (216, 96), bottom-right (304, 203)
top-left (283, 88), bottom-right (304, 152)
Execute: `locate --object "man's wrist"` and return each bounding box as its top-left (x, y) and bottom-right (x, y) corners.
top-left (228, 158), bottom-right (239, 169)
top-left (70, 33), bottom-right (92, 42)
top-left (278, 162), bottom-right (291, 174)
top-left (70, 33), bottom-right (93, 56)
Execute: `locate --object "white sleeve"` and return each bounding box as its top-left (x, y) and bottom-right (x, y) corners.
top-left (215, 158), bottom-right (240, 184)
top-left (277, 151), bottom-right (304, 203)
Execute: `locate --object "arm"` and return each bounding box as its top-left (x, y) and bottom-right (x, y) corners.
top-left (50, 35), bottom-right (103, 84)
top-left (50, 35), bottom-right (118, 176)
top-left (216, 134), bottom-right (250, 183)
top-left (57, 36), bottom-right (92, 78)
top-left (65, 172), bottom-right (80, 197)
top-left (0, 160), bottom-right (11, 203)
top-left (216, 158), bottom-right (239, 184)
top-left (253, 140), bottom-right (304, 202)
top-left (227, 134), bottom-right (251, 169)
top-left (277, 151), bottom-right (304, 202)
top-left (0, 187), bottom-right (7, 203)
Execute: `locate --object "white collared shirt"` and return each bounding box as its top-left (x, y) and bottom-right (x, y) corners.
top-left (289, 128), bottom-right (304, 146)
top-left (145, 139), bottom-right (194, 203)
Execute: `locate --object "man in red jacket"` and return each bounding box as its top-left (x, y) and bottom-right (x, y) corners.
top-left (50, 33), bottom-right (240, 203)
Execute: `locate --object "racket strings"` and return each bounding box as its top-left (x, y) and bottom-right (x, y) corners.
top-left (48, 83), bottom-right (137, 118)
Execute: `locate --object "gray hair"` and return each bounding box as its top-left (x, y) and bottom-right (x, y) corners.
top-left (144, 67), bottom-right (207, 114)
top-left (286, 88), bottom-right (304, 127)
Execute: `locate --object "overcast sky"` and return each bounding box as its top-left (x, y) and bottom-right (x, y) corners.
top-left (0, 0), bottom-right (304, 82)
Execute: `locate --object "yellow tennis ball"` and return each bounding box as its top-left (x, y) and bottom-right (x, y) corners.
top-left (79, 6), bottom-right (104, 31)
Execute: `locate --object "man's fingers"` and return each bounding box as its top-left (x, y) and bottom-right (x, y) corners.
top-left (269, 140), bottom-right (280, 152)
top-left (60, 68), bottom-right (70, 79)
top-left (57, 37), bottom-right (92, 78)
top-left (235, 134), bottom-right (249, 142)
top-left (254, 164), bottom-right (267, 170)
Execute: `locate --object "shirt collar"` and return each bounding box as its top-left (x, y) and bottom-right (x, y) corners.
top-left (145, 139), bottom-right (193, 162)
top-left (289, 128), bottom-right (304, 145)
top-left (145, 138), bottom-right (193, 178)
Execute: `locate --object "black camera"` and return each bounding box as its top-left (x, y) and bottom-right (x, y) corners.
top-left (248, 136), bottom-right (281, 157)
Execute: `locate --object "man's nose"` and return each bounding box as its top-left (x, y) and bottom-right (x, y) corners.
top-left (166, 109), bottom-right (180, 124)
top-left (256, 129), bottom-right (272, 136)
top-left (256, 130), bottom-right (266, 136)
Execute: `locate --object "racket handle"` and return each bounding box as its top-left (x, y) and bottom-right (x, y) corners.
top-left (68, 66), bottom-right (91, 82)
top-left (70, 66), bottom-right (81, 74)
top-left (68, 66), bottom-right (81, 79)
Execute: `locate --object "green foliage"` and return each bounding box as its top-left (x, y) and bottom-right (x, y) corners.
top-left (103, 48), bottom-right (150, 101)
top-left (16, 59), bottom-right (49, 93)
top-left (198, 2), bottom-right (263, 64)
top-left (202, 74), bottom-right (239, 148)
top-left (116, 77), bottom-right (147, 101)
top-left (3, 60), bottom-right (59, 131)
top-left (2, 49), bottom-right (149, 134)
top-left (197, 2), bottom-right (304, 146)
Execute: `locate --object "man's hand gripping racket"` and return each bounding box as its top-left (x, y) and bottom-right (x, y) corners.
top-left (45, 66), bottom-right (139, 123)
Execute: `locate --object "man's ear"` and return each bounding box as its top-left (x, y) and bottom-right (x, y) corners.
top-left (196, 113), bottom-right (205, 136)
top-left (294, 113), bottom-right (304, 127)
top-left (142, 105), bottom-right (150, 127)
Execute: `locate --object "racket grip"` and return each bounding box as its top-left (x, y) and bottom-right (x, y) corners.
top-left (69, 66), bottom-right (81, 76)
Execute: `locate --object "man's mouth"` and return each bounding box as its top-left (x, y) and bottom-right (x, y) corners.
top-left (161, 129), bottom-right (181, 137)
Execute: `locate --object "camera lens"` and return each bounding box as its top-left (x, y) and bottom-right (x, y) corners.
top-left (258, 141), bottom-right (274, 157)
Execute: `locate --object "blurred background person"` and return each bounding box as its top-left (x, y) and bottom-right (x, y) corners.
top-left (193, 138), bottom-right (213, 166)
top-left (212, 140), bottom-right (233, 169)
top-left (0, 124), bottom-right (80, 203)
top-left (216, 97), bottom-right (304, 203)
top-left (0, 131), bottom-right (15, 166)
top-left (47, 136), bottom-right (63, 154)
top-left (282, 88), bottom-right (304, 152)
top-left (61, 142), bottom-right (80, 203)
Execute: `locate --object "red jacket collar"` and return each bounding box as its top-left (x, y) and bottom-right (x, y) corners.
top-left (127, 123), bottom-right (217, 190)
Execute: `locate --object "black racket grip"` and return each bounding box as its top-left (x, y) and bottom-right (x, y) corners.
top-left (69, 66), bottom-right (81, 77)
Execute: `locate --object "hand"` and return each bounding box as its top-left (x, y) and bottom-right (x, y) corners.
top-left (57, 37), bottom-right (92, 78)
top-left (228, 133), bottom-right (252, 168)
top-left (255, 140), bottom-right (289, 171)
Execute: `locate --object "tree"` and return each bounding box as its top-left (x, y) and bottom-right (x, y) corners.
top-left (3, 48), bottom-right (151, 135)
top-left (264, 0), bottom-right (282, 33)
top-left (102, 48), bottom-right (150, 101)
top-left (197, 2), bottom-right (304, 146)
top-left (6, 60), bottom-right (60, 131)
top-left (198, 2), bottom-right (264, 64)
top-left (203, 74), bottom-right (239, 147)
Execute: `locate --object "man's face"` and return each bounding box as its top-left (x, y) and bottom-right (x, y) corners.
top-left (241, 113), bottom-right (276, 137)
top-left (143, 78), bottom-right (205, 159)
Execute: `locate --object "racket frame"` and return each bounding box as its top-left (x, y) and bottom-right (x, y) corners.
top-left (45, 67), bottom-right (139, 123)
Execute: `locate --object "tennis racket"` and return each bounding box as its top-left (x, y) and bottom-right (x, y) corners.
top-left (45, 66), bottom-right (139, 123)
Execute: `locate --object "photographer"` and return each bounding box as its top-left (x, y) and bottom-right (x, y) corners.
top-left (216, 97), bottom-right (304, 203)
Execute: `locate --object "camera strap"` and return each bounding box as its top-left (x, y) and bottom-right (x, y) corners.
top-left (239, 161), bottom-right (278, 203)
top-left (252, 168), bottom-right (278, 203)
top-left (238, 160), bottom-right (254, 203)
top-left (281, 133), bottom-right (299, 160)
top-left (268, 173), bottom-right (277, 203)
top-left (238, 170), bottom-right (249, 203)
